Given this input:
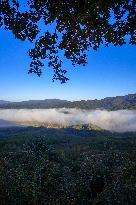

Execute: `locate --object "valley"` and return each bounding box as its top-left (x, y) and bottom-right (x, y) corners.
top-left (0, 93), bottom-right (136, 204)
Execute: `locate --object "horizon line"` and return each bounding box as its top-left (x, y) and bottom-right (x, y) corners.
top-left (1, 93), bottom-right (136, 103)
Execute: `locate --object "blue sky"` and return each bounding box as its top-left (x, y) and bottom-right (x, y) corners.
top-left (0, 28), bottom-right (136, 101)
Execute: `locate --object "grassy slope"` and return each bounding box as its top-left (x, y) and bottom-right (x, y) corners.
top-left (0, 127), bottom-right (136, 205)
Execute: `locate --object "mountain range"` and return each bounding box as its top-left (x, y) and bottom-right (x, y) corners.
top-left (0, 93), bottom-right (136, 110)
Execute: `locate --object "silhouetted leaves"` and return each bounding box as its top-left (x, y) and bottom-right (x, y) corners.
top-left (0, 0), bottom-right (136, 82)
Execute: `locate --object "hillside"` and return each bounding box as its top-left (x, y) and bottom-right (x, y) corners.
top-left (0, 119), bottom-right (20, 127)
top-left (0, 93), bottom-right (136, 110)
top-left (0, 127), bottom-right (136, 205)
top-left (0, 100), bottom-right (10, 105)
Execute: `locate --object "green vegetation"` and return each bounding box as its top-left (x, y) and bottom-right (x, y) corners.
top-left (0, 127), bottom-right (136, 204)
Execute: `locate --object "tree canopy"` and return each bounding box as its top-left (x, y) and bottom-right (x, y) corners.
top-left (0, 0), bottom-right (136, 83)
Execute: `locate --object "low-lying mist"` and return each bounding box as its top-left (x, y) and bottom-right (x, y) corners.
top-left (0, 108), bottom-right (136, 132)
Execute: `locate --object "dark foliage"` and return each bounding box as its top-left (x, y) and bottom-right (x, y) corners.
top-left (0, 0), bottom-right (136, 82)
top-left (0, 127), bottom-right (136, 204)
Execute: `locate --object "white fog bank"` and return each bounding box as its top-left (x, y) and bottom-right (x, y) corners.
top-left (0, 108), bottom-right (136, 132)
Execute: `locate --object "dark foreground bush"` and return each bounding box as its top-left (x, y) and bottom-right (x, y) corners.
top-left (0, 128), bottom-right (136, 205)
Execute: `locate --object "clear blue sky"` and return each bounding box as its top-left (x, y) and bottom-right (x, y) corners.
top-left (0, 28), bottom-right (136, 101)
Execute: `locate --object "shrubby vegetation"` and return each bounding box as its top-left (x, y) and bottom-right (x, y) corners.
top-left (0, 127), bottom-right (136, 205)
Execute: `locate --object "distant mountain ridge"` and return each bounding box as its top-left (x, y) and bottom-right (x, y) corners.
top-left (0, 100), bottom-right (10, 105)
top-left (0, 94), bottom-right (136, 110)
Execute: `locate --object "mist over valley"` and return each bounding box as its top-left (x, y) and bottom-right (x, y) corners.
top-left (0, 108), bottom-right (136, 132)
